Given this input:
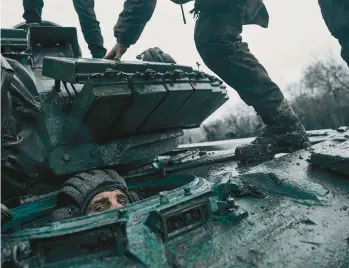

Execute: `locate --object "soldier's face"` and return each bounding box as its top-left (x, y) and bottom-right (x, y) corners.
top-left (86, 190), bottom-right (129, 215)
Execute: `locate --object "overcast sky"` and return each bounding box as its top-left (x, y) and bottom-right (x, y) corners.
top-left (1, 0), bottom-right (344, 120)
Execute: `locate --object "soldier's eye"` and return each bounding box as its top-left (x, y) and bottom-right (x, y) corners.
top-left (95, 205), bottom-right (107, 212)
top-left (118, 198), bottom-right (128, 206)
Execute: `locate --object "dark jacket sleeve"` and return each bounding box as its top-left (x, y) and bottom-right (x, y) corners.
top-left (114, 0), bottom-right (157, 46)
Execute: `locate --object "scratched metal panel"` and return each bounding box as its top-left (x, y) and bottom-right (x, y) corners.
top-left (111, 76), bottom-right (168, 137)
top-left (167, 75), bottom-right (222, 128)
top-left (63, 74), bottom-right (132, 142)
top-left (138, 77), bottom-right (194, 133)
top-left (309, 140), bottom-right (349, 176)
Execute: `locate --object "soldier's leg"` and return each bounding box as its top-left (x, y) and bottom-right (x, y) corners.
top-left (318, 0), bottom-right (349, 66)
top-left (194, 6), bottom-right (309, 162)
top-left (22, 0), bottom-right (44, 24)
top-left (338, 29), bottom-right (349, 66)
top-left (72, 0), bottom-right (106, 58)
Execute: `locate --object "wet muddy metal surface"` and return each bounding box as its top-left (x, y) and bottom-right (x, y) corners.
top-left (309, 140), bottom-right (349, 177)
top-left (169, 142), bottom-right (349, 268)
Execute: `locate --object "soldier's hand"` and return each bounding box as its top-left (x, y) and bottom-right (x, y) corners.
top-left (104, 43), bottom-right (128, 61)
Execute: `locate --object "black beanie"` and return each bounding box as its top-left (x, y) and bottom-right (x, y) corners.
top-left (58, 169), bottom-right (132, 215)
top-left (136, 47), bottom-right (177, 64)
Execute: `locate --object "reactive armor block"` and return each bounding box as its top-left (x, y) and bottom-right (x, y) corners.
top-left (37, 57), bottom-right (228, 175)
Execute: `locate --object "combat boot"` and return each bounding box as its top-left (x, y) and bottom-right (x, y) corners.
top-left (235, 100), bottom-right (310, 162)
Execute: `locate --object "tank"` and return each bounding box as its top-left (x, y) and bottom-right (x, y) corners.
top-left (1, 24), bottom-right (349, 268)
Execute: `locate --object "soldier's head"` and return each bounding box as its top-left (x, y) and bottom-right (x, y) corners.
top-left (56, 169), bottom-right (136, 217)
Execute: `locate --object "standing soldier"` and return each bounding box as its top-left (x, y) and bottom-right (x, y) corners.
top-left (22, 0), bottom-right (107, 58)
top-left (105, 0), bottom-right (310, 162)
top-left (318, 0), bottom-right (349, 66)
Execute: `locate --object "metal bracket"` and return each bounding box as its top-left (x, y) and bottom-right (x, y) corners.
top-left (145, 190), bottom-right (213, 241)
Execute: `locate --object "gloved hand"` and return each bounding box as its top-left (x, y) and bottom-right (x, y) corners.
top-left (104, 43), bottom-right (129, 61)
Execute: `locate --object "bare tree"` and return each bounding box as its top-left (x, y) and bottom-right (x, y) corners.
top-left (301, 56), bottom-right (349, 101)
top-left (290, 55), bottom-right (349, 130)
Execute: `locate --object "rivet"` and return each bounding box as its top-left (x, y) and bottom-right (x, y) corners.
top-left (159, 192), bottom-right (169, 205)
top-left (62, 154), bottom-right (70, 162)
top-left (90, 149), bottom-right (96, 157)
top-left (184, 187), bottom-right (191, 196)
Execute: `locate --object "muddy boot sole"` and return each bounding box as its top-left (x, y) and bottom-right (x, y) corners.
top-left (235, 125), bottom-right (311, 163)
top-left (235, 100), bottom-right (310, 163)
top-left (235, 142), bottom-right (310, 163)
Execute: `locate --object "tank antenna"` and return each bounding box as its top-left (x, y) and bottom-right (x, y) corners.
top-left (180, 4), bottom-right (187, 24)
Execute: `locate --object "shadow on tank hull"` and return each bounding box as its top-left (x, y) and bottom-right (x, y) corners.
top-left (1, 22), bottom-right (349, 267)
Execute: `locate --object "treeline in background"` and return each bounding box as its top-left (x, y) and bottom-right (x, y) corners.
top-left (181, 54), bottom-right (349, 144)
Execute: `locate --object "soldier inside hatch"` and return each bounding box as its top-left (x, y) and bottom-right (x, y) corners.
top-left (1, 56), bottom-right (134, 219)
top-left (104, 0), bottom-right (310, 162)
top-left (0, 47), bottom-right (167, 216)
top-left (50, 48), bottom-right (170, 221)
top-left (22, 0), bottom-right (107, 58)
top-left (318, 0), bottom-right (349, 67)
top-left (50, 169), bottom-right (138, 221)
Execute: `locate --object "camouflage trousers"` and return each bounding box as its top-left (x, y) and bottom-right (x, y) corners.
top-left (318, 0), bottom-right (349, 66)
top-left (194, 6), bottom-right (285, 114)
top-left (22, 0), bottom-right (106, 58)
